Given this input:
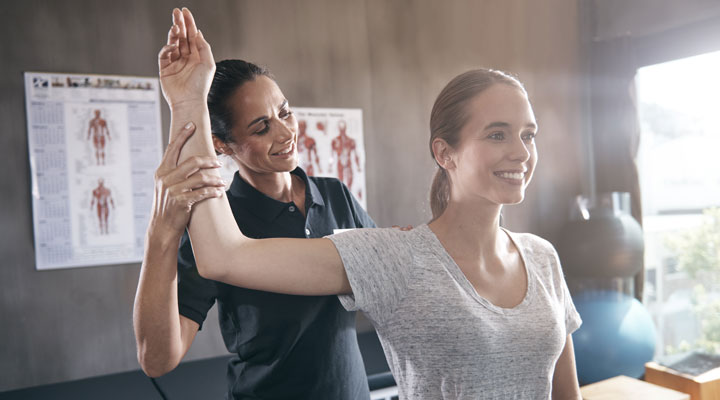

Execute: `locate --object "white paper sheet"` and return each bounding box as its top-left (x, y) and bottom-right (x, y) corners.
top-left (24, 72), bottom-right (163, 270)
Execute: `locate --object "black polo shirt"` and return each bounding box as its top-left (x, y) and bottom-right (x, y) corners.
top-left (177, 167), bottom-right (375, 400)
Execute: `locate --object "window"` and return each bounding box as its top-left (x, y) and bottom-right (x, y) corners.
top-left (637, 50), bottom-right (720, 356)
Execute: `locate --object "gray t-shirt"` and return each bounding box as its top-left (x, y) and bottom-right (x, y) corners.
top-left (328, 224), bottom-right (581, 399)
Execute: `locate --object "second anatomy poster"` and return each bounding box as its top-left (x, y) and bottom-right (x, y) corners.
top-left (217, 107), bottom-right (367, 208)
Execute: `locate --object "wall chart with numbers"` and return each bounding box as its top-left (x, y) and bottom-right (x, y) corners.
top-left (24, 72), bottom-right (163, 270)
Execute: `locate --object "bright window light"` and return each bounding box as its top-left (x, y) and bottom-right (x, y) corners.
top-left (637, 50), bottom-right (720, 356)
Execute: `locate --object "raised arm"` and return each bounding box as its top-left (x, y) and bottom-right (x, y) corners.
top-left (133, 124), bottom-right (225, 376)
top-left (158, 8), bottom-right (350, 296)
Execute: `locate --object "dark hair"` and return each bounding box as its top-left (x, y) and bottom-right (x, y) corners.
top-left (429, 69), bottom-right (526, 219)
top-left (207, 59), bottom-right (274, 144)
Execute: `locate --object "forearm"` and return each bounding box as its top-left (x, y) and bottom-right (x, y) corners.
top-left (552, 391), bottom-right (582, 400)
top-left (168, 102), bottom-right (247, 278)
top-left (157, 8), bottom-right (348, 296)
top-left (167, 104), bottom-right (349, 294)
top-left (552, 387), bottom-right (582, 400)
top-left (133, 226), bottom-right (187, 376)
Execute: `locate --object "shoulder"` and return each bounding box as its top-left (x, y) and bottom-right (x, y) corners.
top-left (307, 175), bottom-right (357, 200)
top-left (309, 176), bottom-right (375, 227)
top-left (308, 175), bottom-right (345, 192)
top-left (308, 175), bottom-right (355, 209)
top-left (333, 226), bottom-right (407, 242)
top-left (330, 227), bottom-right (416, 254)
top-left (508, 230), bottom-right (557, 256)
top-left (506, 230), bottom-right (562, 275)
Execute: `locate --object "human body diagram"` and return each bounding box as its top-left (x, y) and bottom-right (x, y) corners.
top-left (90, 178), bottom-right (115, 234)
top-left (292, 112), bottom-right (366, 206)
top-left (297, 120), bottom-right (322, 176)
top-left (331, 120), bottom-right (361, 198)
top-left (87, 109), bottom-right (111, 165)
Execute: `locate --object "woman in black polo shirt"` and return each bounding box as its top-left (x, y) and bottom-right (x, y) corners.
top-left (132, 24), bottom-right (375, 399)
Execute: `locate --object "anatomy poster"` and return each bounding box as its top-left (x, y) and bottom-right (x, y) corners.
top-left (24, 72), bottom-right (162, 270)
top-left (216, 108), bottom-right (367, 208)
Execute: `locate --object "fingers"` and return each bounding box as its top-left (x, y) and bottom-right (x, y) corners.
top-left (166, 23), bottom-right (179, 47)
top-left (152, 183), bottom-right (223, 232)
top-left (182, 8), bottom-right (198, 40)
top-left (196, 29), bottom-right (209, 48)
top-left (164, 171), bottom-right (225, 212)
top-left (173, 8), bottom-right (189, 58)
top-left (391, 225), bottom-right (413, 231)
top-left (179, 169), bottom-right (226, 191)
top-left (158, 122), bottom-right (196, 177)
top-left (187, 27), bottom-right (199, 57)
top-left (177, 186), bottom-right (225, 210)
top-left (171, 155), bottom-right (223, 183)
top-left (162, 169), bottom-right (224, 206)
top-left (167, 8), bottom-right (211, 64)
top-left (158, 43), bottom-right (178, 69)
top-left (184, 8), bottom-right (212, 63)
top-left (154, 159), bottom-right (224, 219)
top-left (194, 30), bottom-right (215, 67)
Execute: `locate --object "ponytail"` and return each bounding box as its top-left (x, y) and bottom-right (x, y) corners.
top-left (429, 168), bottom-right (450, 220)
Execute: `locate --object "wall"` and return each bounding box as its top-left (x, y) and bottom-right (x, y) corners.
top-left (0, 0), bottom-right (584, 391)
top-left (591, 0), bottom-right (720, 41)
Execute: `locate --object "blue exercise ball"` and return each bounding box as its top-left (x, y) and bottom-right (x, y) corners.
top-left (572, 290), bottom-right (657, 384)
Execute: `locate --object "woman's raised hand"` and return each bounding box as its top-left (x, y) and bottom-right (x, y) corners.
top-left (150, 122), bottom-right (226, 237)
top-left (157, 8), bottom-right (216, 110)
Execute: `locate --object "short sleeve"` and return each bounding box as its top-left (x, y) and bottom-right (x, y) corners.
top-left (177, 231), bottom-right (219, 330)
top-left (327, 228), bottom-right (412, 323)
top-left (562, 279), bottom-right (582, 335)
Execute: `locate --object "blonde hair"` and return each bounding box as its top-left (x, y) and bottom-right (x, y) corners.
top-left (429, 69), bottom-right (526, 219)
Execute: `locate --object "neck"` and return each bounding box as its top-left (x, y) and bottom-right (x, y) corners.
top-left (236, 167), bottom-right (295, 203)
top-left (429, 198), bottom-right (504, 261)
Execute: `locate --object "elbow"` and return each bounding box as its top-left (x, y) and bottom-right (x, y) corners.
top-left (135, 337), bottom-right (182, 378)
top-left (136, 346), bottom-right (175, 378)
top-left (139, 360), bottom-right (167, 378)
top-left (195, 236), bottom-right (251, 283)
top-left (141, 365), bottom-right (169, 378)
top-left (195, 258), bottom-right (227, 282)
top-left (195, 248), bottom-right (235, 283)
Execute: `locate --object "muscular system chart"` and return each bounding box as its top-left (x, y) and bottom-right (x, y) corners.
top-left (24, 72), bottom-right (163, 270)
top-left (216, 107), bottom-right (367, 208)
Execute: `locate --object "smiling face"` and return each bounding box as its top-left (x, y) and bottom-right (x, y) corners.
top-left (216, 76), bottom-right (299, 177)
top-left (446, 83), bottom-right (538, 206)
